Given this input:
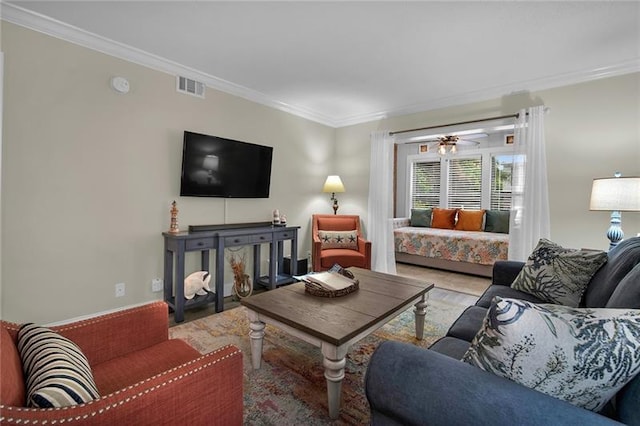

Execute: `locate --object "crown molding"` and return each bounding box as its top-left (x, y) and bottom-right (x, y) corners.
top-left (0, 2), bottom-right (340, 127)
top-left (3, 2), bottom-right (639, 129)
top-left (334, 59), bottom-right (640, 127)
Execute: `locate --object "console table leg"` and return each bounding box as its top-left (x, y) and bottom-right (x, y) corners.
top-left (414, 294), bottom-right (428, 340)
top-left (247, 310), bottom-right (265, 370)
top-left (321, 343), bottom-right (347, 420)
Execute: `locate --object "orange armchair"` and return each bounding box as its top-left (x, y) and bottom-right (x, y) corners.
top-left (312, 214), bottom-right (372, 272)
top-left (0, 302), bottom-right (243, 425)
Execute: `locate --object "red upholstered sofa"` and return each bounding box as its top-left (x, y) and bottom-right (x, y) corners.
top-left (0, 301), bottom-right (243, 425)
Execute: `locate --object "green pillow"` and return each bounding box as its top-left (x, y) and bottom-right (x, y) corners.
top-left (484, 210), bottom-right (510, 233)
top-left (410, 209), bottom-right (432, 227)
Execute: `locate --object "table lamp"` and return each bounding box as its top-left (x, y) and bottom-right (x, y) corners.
top-left (589, 173), bottom-right (640, 249)
top-left (323, 175), bottom-right (345, 214)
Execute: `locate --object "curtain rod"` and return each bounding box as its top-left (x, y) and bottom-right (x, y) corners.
top-left (389, 113), bottom-right (521, 136)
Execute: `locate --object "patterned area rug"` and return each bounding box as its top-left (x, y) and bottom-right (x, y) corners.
top-left (169, 294), bottom-right (468, 425)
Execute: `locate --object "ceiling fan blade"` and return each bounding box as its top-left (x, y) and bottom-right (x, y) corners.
top-left (451, 132), bottom-right (488, 139)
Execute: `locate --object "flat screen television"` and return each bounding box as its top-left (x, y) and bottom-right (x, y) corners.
top-left (180, 131), bottom-right (273, 198)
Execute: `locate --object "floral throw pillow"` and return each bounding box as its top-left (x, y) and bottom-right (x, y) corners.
top-left (318, 230), bottom-right (358, 250)
top-left (463, 297), bottom-right (640, 412)
top-left (511, 239), bottom-right (607, 307)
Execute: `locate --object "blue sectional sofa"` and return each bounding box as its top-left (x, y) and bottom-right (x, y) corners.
top-left (366, 237), bottom-right (640, 425)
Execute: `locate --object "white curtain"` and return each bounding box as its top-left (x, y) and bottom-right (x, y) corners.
top-left (509, 105), bottom-right (551, 261)
top-left (367, 131), bottom-right (397, 273)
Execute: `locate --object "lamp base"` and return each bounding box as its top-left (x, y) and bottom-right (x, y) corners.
top-left (606, 211), bottom-right (624, 250)
top-left (331, 193), bottom-right (339, 215)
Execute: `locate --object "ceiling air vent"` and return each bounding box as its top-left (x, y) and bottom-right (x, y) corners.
top-left (176, 76), bottom-right (205, 98)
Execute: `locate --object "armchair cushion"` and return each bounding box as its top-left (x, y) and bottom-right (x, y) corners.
top-left (463, 297), bottom-right (640, 412)
top-left (17, 324), bottom-right (99, 408)
top-left (511, 239), bottom-right (607, 307)
top-left (318, 248), bottom-right (367, 270)
top-left (318, 230), bottom-right (358, 250)
top-left (92, 339), bottom-right (200, 395)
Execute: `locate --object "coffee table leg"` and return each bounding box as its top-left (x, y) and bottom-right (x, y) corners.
top-left (321, 344), bottom-right (348, 420)
top-left (414, 294), bottom-right (428, 340)
top-left (247, 310), bottom-right (265, 370)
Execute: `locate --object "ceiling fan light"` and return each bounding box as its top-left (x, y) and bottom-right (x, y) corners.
top-left (450, 144), bottom-right (457, 154)
top-left (438, 144), bottom-right (447, 155)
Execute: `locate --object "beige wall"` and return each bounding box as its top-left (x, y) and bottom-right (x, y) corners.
top-left (2, 22), bottom-right (639, 323)
top-left (1, 23), bottom-right (336, 323)
top-left (336, 72), bottom-right (640, 252)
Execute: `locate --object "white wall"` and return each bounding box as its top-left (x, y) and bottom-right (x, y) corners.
top-left (2, 23), bottom-right (335, 323)
top-left (336, 73), bottom-right (640, 252)
top-left (3, 21), bottom-right (639, 324)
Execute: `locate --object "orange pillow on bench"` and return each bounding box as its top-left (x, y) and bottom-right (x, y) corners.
top-left (431, 208), bottom-right (457, 229)
top-left (455, 209), bottom-right (485, 231)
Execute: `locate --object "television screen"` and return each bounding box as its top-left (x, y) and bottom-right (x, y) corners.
top-left (180, 131), bottom-right (273, 198)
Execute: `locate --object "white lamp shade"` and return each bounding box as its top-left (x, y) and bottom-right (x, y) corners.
top-left (590, 176), bottom-right (640, 211)
top-left (322, 175), bottom-right (345, 193)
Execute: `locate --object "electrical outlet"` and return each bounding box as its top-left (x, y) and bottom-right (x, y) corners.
top-left (151, 278), bottom-right (163, 292)
top-left (115, 282), bottom-right (125, 297)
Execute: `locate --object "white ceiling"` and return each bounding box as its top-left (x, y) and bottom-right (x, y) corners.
top-left (4, 1), bottom-right (640, 127)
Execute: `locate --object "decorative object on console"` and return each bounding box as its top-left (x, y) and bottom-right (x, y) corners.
top-left (590, 173), bottom-right (640, 250)
top-left (184, 271), bottom-right (212, 300)
top-left (228, 251), bottom-right (253, 299)
top-left (272, 209), bottom-right (280, 224)
top-left (510, 238), bottom-right (607, 307)
top-left (322, 175), bottom-right (346, 214)
top-left (168, 200), bottom-right (180, 234)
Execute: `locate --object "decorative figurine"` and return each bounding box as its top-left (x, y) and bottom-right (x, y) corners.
top-left (280, 214), bottom-right (287, 225)
top-left (169, 200), bottom-right (180, 234)
top-left (272, 209), bottom-right (280, 225)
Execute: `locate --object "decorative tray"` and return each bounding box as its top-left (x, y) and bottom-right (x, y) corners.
top-left (304, 279), bottom-right (359, 298)
top-left (303, 267), bottom-right (359, 298)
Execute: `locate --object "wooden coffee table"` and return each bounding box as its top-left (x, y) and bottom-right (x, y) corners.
top-left (240, 267), bottom-right (434, 419)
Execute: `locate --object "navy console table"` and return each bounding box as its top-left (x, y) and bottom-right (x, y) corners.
top-left (163, 223), bottom-right (299, 322)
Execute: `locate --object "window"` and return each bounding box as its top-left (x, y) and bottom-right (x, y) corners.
top-left (409, 151), bottom-right (522, 212)
top-left (491, 155), bottom-right (524, 211)
top-left (448, 157), bottom-right (482, 209)
top-left (411, 160), bottom-right (440, 209)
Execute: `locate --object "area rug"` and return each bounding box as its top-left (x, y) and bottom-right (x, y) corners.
top-left (169, 293), bottom-right (469, 425)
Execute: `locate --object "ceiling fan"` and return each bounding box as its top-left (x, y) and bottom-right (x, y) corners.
top-left (421, 133), bottom-right (486, 155)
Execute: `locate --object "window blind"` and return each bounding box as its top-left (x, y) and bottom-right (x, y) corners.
top-left (447, 157), bottom-right (482, 209)
top-left (491, 155), bottom-right (520, 210)
top-left (411, 160), bottom-right (440, 209)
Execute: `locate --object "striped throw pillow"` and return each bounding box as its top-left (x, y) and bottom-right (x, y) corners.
top-left (17, 323), bottom-right (100, 408)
